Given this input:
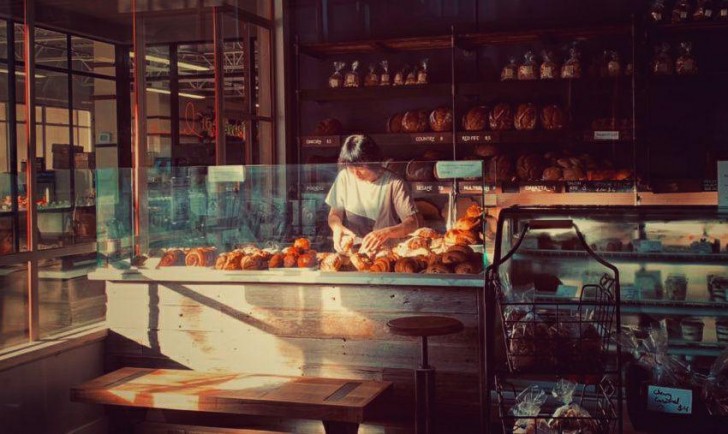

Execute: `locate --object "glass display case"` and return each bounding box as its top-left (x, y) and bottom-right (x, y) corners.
top-left (491, 205), bottom-right (728, 432)
top-left (95, 162), bottom-right (487, 276)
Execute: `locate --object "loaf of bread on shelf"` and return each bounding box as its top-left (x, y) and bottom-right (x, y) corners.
top-left (387, 112), bottom-right (404, 133)
top-left (541, 104), bottom-right (566, 131)
top-left (158, 249), bottom-right (185, 267)
top-left (406, 160), bottom-right (436, 182)
top-left (428, 107), bottom-right (453, 132)
top-left (401, 110), bottom-right (429, 133)
top-left (313, 118), bottom-right (343, 136)
top-left (473, 144), bottom-right (498, 158)
top-left (462, 106), bottom-right (489, 131)
top-left (489, 103), bottom-right (514, 131)
top-left (562, 166), bottom-right (586, 181)
top-left (516, 154), bottom-right (548, 182)
top-left (485, 154), bottom-right (515, 183)
top-left (514, 103), bottom-right (538, 131)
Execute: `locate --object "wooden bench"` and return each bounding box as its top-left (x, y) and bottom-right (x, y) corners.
top-left (71, 367), bottom-right (393, 434)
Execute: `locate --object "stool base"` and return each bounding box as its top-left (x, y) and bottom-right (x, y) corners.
top-left (415, 367), bottom-right (435, 434)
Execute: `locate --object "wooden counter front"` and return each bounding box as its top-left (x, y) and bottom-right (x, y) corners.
top-left (97, 270), bottom-right (482, 428)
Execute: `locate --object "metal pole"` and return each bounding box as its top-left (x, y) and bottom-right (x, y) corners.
top-left (213, 6), bottom-right (226, 166)
top-left (6, 21), bottom-right (19, 253)
top-left (132, 0), bottom-right (149, 255)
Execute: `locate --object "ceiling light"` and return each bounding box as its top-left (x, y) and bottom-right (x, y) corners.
top-left (146, 87), bottom-right (205, 100)
top-left (130, 52), bottom-right (209, 72)
top-left (0, 69), bottom-right (46, 79)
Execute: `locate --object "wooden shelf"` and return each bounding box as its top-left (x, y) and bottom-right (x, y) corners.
top-left (459, 23), bottom-right (630, 47)
top-left (650, 19), bottom-right (728, 34)
top-left (299, 83), bottom-right (451, 101)
top-left (300, 34), bottom-right (452, 56)
top-left (300, 133), bottom-right (455, 148)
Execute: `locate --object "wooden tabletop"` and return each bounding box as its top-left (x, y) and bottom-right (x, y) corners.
top-left (71, 368), bottom-right (392, 424)
top-left (387, 315), bottom-right (464, 337)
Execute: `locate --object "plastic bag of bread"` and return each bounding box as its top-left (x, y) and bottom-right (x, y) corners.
top-left (489, 103), bottom-right (514, 131)
top-left (401, 110), bottom-right (429, 133)
top-left (393, 65), bottom-right (407, 86)
top-left (405, 65), bottom-right (418, 85)
top-left (607, 50), bottom-right (622, 77)
top-left (501, 57), bottom-right (518, 81)
top-left (694, 0), bottom-right (715, 20)
top-left (514, 103), bottom-right (538, 131)
top-left (313, 118), bottom-right (343, 136)
top-left (702, 348), bottom-right (728, 415)
top-left (561, 45), bottom-right (582, 79)
top-left (364, 63), bottom-right (379, 86)
top-left (540, 104), bottom-right (566, 131)
top-left (485, 154), bottom-right (514, 183)
top-left (547, 380), bottom-right (599, 434)
top-left (462, 106), bottom-right (488, 131)
top-left (344, 60), bottom-right (361, 87)
top-left (416, 58), bottom-right (429, 84)
top-left (676, 42), bottom-right (698, 75)
top-left (510, 385), bottom-right (548, 434)
top-left (429, 107), bottom-right (453, 132)
top-left (649, 0), bottom-right (666, 22)
top-left (540, 50), bottom-right (558, 79)
top-left (518, 51), bottom-right (539, 80)
top-left (652, 43), bottom-right (674, 75)
top-left (508, 311), bottom-right (548, 371)
top-left (379, 60), bottom-right (391, 86)
top-left (672, 0), bottom-right (691, 23)
top-left (516, 154), bottom-right (547, 182)
top-left (329, 61), bottom-right (346, 88)
top-left (721, 1), bottom-right (728, 19)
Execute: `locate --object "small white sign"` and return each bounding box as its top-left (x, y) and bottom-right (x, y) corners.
top-left (647, 385), bottom-right (692, 414)
top-left (555, 285), bottom-right (578, 298)
top-left (719, 161), bottom-right (728, 208)
top-left (208, 165), bottom-right (246, 183)
top-left (435, 161), bottom-right (482, 179)
top-left (593, 131), bottom-right (620, 141)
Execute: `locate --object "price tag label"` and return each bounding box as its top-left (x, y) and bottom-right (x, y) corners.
top-left (719, 161), bottom-right (728, 208)
top-left (647, 386), bottom-right (692, 414)
top-left (209, 165), bottom-right (246, 183)
top-left (434, 161), bottom-right (483, 179)
top-left (593, 131), bottom-right (620, 141)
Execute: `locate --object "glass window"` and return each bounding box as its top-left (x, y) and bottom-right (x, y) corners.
top-left (35, 28), bottom-right (67, 69)
top-left (0, 20), bottom-right (7, 60)
top-left (0, 261), bottom-right (28, 349)
top-left (71, 36), bottom-right (115, 75)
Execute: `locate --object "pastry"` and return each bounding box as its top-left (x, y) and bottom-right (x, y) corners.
top-left (369, 257), bottom-right (395, 273)
top-left (185, 248), bottom-right (215, 267)
top-left (454, 216), bottom-right (481, 231)
top-left (297, 252), bottom-right (317, 268)
top-left (455, 261), bottom-right (481, 275)
top-left (158, 249), bottom-right (185, 267)
top-left (514, 103), bottom-right (537, 131)
top-left (405, 160), bottom-right (436, 182)
top-left (425, 263), bottom-right (451, 274)
top-left (548, 403), bottom-right (599, 433)
top-left (428, 107), bottom-right (453, 132)
top-left (394, 257), bottom-right (420, 273)
top-left (462, 106), bottom-right (488, 131)
top-left (223, 252), bottom-right (243, 270)
top-left (447, 244), bottom-right (475, 257)
top-left (293, 238), bottom-right (311, 251)
top-left (489, 103), bottom-right (513, 131)
top-left (465, 204), bottom-right (483, 219)
top-left (240, 255), bottom-right (264, 270)
top-left (387, 113), bottom-right (404, 133)
top-left (562, 166), bottom-right (586, 181)
top-left (444, 229), bottom-right (478, 246)
top-left (283, 253), bottom-right (299, 268)
top-left (485, 155), bottom-right (514, 183)
top-left (410, 227), bottom-right (441, 239)
top-left (350, 253), bottom-right (373, 271)
top-left (541, 104), bottom-right (566, 131)
top-left (268, 253), bottom-right (284, 269)
top-left (442, 249), bottom-right (470, 265)
top-left (542, 166), bottom-right (563, 181)
top-left (516, 154), bottom-right (547, 182)
top-left (681, 317), bottom-right (704, 342)
top-left (401, 110), bottom-right (429, 133)
top-left (214, 254), bottom-right (228, 270)
top-left (320, 253), bottom-right (343, 272)
top-left (313, 118), bottom-right (343, 136)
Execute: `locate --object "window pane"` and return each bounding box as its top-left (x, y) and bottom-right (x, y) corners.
top-left (38, 252), bottom-right (104, 339)
top-left (0, 20), bottom-right (7, 60)
top-left (71, 36), bottom-right (115, 75)
top-left (252, 25), bottom-right (271, 118)
top-left (35, 28), bottom-right (67, 69)
top-left (0, 261), bottom-right (28, 350)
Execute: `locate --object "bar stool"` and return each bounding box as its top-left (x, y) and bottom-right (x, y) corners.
top-left (387, 315), bottom-right (464, 434)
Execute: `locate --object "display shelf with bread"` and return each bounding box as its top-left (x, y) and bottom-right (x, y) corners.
top-left (299, 83), bottom-right (451, 102)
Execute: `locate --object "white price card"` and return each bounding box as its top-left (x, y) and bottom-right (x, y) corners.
top-left (434, 161), bottom-right (482, 180)
top-left (719, 161), bottom-right (728, 208)
top-left (647, 385), bottom-right (692, 414)
top-left (208, 165), bottom-right (246, 183)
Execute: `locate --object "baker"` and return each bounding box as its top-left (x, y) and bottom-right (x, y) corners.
top-left (326, 135), bottom-right (423, 253)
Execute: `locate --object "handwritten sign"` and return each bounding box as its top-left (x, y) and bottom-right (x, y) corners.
top-left (647, 385), bottom-right (692, 414)
top-left (593, 131), bottom-right (620, 141)
top-left (208, 165), bottom-right (246, 183)
top-left (719, 161), bottom-right (728, 208)
top-left (435, 161), bottom-right (483, 179)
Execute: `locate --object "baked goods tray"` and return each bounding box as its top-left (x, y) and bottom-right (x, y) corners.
top-left (495, 375), bottom-right (619, 434)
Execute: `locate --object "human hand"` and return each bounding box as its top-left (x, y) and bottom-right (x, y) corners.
top-left (333, 225), bottom-right (357, 253)
top-left (361, 228), bottom-right (392, 254)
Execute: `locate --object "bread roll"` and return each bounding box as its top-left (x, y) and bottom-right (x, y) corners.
top-left (297, 252), bottom-right (317, 268)
top-left (447, 244), bottom-right (475, 257)
top-left (158, 249), bottom-right (185, 267)
top-left (214, 254), bottom-right (228, 270)
top-left (406, 160), bottom-right (436, 182)
top-left (455, 262), bottom-right (482, 275)
top-left (462, 106), bottom-right (488, 131)
top-left (268, 253), bottom-right (284, 269)
top-left (313, 118), bottom-right (343, 136)
top-left (394, 257), bottom-right (420, 273)
top-left (489, 103), bottom-right (514, 131)
top-left (240, 255), bottom-right (263, 270)
top-left (514, 103), bottom-right (537, 131)
top-left (542, 166), bottom-right (563, 181)
top-left (401, 110), bottom-right (429, 133)
top-left (541, 105), bottom-right (566, 131)
top-left (283, 253), bottom-right (298, 268)
top-left (429, 107), bottom-right (453, 132)
top-left (516, 154), bottom-right (548, 182)
top-left (320, 253), bottom-right (343, 272)
top-left (473, 144), bottom-right (498, 158)
top-left (485, 155), bottom-right (514, 183)
top-left (444, 229), bottom-right (478, 246)
top-left (387, 113), bottom-right (404, 133)
top-left (425, 263), bottom-right (451, 274)
top-left (185, 248), bottom-right (211, 267)
top-left (293, 238), bottom-right (311, 251)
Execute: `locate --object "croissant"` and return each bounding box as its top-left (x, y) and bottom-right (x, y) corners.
top-left (185, 248), bottom-right (216, 267)
top-left (297, 252), bottom-right (317, 268)
top-left (370, 257), bottom-right (395, 273)
top-left (425, 263), bottom-right (451, 274)
top-left (466, 204), bottom-right (483, 218)
top-left (414, 255), bottom-right (430, 271)
top-left (158, 249), bottom-right (185, 267)
top-left (394, 257), bottom-right (420, 273)
top-left (428, 253), bottom-right (444, 266)
top-left (410, 227), bottom-right (441, 239)
top-left (283, 253), bottom-right (299, 268)
top-left (407, 236), bottom-right (431, 251)
top-left (214, 254), bottom-right (228, 270)
top-left (454, 217), bottom-right (481, 231)
top-left (320, 253), bottom-right (343, 272)
top-left (240, 255), bottom-right (263, 270)
top-left (455, 261), bottom-right (482, 275)
top-left (268, 253), bottom-right (284, 268)
top-left (442, 249), bottom-right (470, 265)
top-left (447, 244), bottom-right (475, 257)
top-left (444, 229), bottom-right (479, 246)
top-left (223, 252), bottom-right (244, 270)
top-left (350, 253), bottom-right (373, 271)
top-left (293, 237), bottom-right (311, 251)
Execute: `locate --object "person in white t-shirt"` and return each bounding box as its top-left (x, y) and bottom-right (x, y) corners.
top-left (326, 135), bottom-right (423, 253)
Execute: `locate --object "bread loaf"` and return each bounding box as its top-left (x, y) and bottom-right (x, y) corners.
top-left (429, 107), bottom-right (453, 132)
top-left (485, 155), bottom-right (514, 183)
top-left (401, 110), bottom-right (429, 133)
top-left (473, 144), bottom-right (498, 158)
top-left (406, 160), bottom-right (436, 182)
top-left (542, 166), bottom-right (563, 181)
top-left (516, 154), bottom-right (548, 182)
top-left (541, 105), bottom-right (566, 131)
top-left (489, 103), bottom-right (514, 131)
top-left (313, 118), bottom-right (343, 136)
top-left (387, 113), bottom-right (404, 133)
top-left (514, 103), bottom-right (537, 131)
top-left (462, 106), bottom-right (488, 131)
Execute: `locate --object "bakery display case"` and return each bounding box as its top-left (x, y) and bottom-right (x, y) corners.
top-left (488, 205), bottom-right (728, 432)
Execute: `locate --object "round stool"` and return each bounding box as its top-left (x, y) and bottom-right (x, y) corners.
top-left (387, 315), bottom-right (464, 434)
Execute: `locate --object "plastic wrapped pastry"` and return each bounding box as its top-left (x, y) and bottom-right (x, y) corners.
top-left (511, 385), bottom-right (548, 434)
top-left (561, 44), bottom-right (582, 79)
top-left (676, 42), bottom-right (698, 75)
top-left (405, 65), bottom-right (418, 85)
top-left (547, 380), bottom-right (599, 434)
top-left (649, 0), bottom-right (666, 22)
top-left (489, 103), bottom-right (514, 131)
top-left (672, 0), bottom-right (691, 23)
top-left (501, 57), bottom-right (518, 81)
top-left (416, 58), bottom-right (429, 84)
top-left (364, 64), bottom-right (379, 86)
top-left (540, 50), bottom-right (559, 79)
top-left (379, 60), bottom-right (391, 86)
top-left (652, 43), bottom-right (674, 75)
top-left (694, 0), bottom-right (715, 20)
top-left (329, 61), bottom-right (346, 88)
top-left (518, 51), bottom-right (539, 80)
top-left (393, 65), bottom-right (407, 86)
top-left (344, 60), bottom-right (361, 87)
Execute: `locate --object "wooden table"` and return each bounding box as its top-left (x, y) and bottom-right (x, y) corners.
top-left (71, 367), bottom-right (393, 434)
